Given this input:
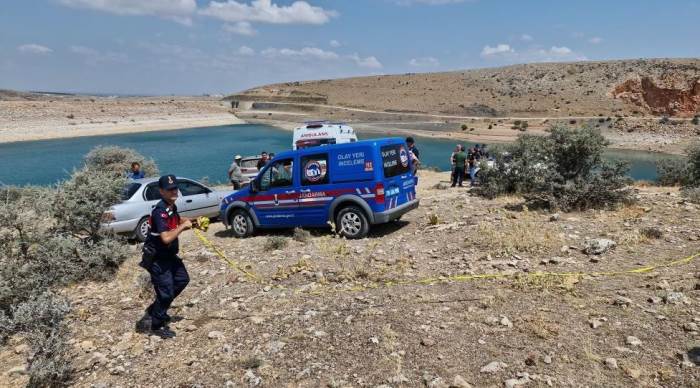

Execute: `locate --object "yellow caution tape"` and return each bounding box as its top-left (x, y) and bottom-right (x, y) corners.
top-left (191, 224), bottom-right (699, 296)
top-left (193, 228), bottom-right (262, 283)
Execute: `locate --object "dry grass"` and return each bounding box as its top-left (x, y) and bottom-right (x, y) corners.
top-left (470, 210), bottom-right (561, 257)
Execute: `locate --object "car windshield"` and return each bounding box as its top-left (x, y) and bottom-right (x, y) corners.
top-left (122, 183), bottom-right (141, 200)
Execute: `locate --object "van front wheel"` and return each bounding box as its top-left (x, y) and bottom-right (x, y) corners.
top-left (336, 206), bottom-right (369, 239)
top-left (229, 209), bottom-right (255, 238)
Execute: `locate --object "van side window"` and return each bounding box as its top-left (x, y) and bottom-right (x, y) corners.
top-left (300, 154), bottom-right (329, 186)
top-left (260, 159), bottom-right (294, 191)
top-left (381, 144), bottom-right (411, 178)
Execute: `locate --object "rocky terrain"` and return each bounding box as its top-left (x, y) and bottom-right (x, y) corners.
top-left (230, 59), bottom-right (700, 154)
top-left (2, 171), bottom-right (699, 387)
top-left (0, 93), bottom-right (241, 143)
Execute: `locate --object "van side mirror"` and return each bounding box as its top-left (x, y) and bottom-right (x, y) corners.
top-left (250, 179), bottom-right (259, 193)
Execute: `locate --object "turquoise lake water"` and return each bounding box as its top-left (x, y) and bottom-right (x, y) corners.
top-left (0, 124), bottom-right (681, 186)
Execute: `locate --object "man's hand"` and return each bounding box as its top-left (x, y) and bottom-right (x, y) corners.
top-left (181, 218), bottom-right (193, 230)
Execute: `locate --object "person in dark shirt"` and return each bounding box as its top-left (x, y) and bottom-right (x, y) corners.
top-left (406, 137), bottom-right (420, 160)
top-left (138, 175), bottom-right (193, 337)
top-left (257, 151), bottom-right (269, 171)
top-left (467, 149), bottom-right (477, 186)
top-left (452, 145), bottom-right (467, 187)
top-left (128, 162), bottom-right (145, 179)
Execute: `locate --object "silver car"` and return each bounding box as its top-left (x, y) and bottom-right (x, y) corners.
top-left (102, 177), bottom-right (232, 241)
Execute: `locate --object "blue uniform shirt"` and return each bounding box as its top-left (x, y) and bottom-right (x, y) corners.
top-left (128, 170), bottom-right (146, 179)
top-left (147, 200), bottom-right (180, 258)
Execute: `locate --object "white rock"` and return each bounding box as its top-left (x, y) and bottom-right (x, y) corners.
top-left (208, 331), bottom-right (225, 340)
top-left (500, 316), bottom-right (513, 328)
top-left (480, 361), bottom-right (508, 373)
top-left (452, 375), bottom-right (473, 388)
top-left (583, 239), bottom-right (616, 255)
top-left (626, 336), bottom-right (642, 347)
top-left (604, 358), bottom-right (618, 369)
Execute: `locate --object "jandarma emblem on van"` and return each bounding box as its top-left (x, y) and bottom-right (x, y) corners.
top-left (304, 160), bottom-right (325, 182)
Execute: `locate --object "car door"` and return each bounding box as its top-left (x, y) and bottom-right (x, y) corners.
top-left (251, 157), bottom-right (299, 227)
top-left (296, 152), bottom-right (333, 226)
top-left (176, 179), bottom-right (219, 218)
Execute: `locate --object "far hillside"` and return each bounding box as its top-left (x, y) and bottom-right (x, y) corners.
top-left (228, 58), bottom-right (700, 119)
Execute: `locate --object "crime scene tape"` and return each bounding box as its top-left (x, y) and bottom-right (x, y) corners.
top-left (191, 220), bottom-right (700, 295)
top-left (192, 219), bottom-right (262, 283)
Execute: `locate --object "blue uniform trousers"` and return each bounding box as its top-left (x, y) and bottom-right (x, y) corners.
top-left (147, 256), bottom-right (189, 328)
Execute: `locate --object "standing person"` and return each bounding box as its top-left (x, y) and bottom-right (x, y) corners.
top-left (228, 155), bottom-right (244, 190)
top-left (449, 144), bottom-right (460, 186)
top-left (256, 152), bottom-right (269, 171)
top-left (467, 149), bottom-right (477, 186)
top-left (138, 175), bottom-right (193, 338)
top-left (452, 145), bottom-right (467, 187)
top-left (406, 137), bottom-right (420, 175)
top-left (128, 162), bottom-right (145, 179)
top-left (406, 137), bottom-right (420, 160)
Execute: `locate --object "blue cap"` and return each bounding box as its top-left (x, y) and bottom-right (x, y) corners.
top-left (158, 175), bottom-right (178, 190)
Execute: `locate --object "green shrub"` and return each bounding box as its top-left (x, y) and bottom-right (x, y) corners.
top-left (656, 158), bottom-right (691, 186)
top-left (293, 227), bottom-right (311, 243)
top-left (84, 146), bottom-right (159, 177)
top-left (264, 236), bottom-right (288, 251)
top-left (475, 126), bottom-right (633, 211)
top-left (0, 146), bottom-right (146, 385)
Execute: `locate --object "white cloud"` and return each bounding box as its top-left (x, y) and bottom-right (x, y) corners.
top-left (588, 36), bottom-right (603, 44)
top-left (261, 46), bottom-right (340, 60)
top-left (393, 0), bottom-right (467, 4)
top-left (329, 39), bottom-right (341, 48)
top-left (238, 45), bottom-right (255, 56)
top-left (408, 56), bottom-right (440, 67)
top-left (520, 34), bottom-right (533, 42)
top-left (480, 43), bottom-right (514, 57)
top-left (200, 0), bottom-right (337, 25)
top-left (70, 45), bottom-right (129, 65)
top-left (17, 43), bottom-right (53, 54)
top-left (59, 0), bottom-right (197, 24)
top-left (549, 46), bottom-right (572, 55)
top-left (349, 54), bottom-right (383, 69)
top-left (223, 21), bottom-right (257, 36)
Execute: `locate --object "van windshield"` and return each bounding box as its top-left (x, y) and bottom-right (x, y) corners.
top-left (381, 144), bottom-right (411, 178)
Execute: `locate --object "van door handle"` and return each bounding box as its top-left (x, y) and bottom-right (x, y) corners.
top-left (300, 189), bottom-right (311, 193)
top-left (285, 190), bottom-right (296, 194)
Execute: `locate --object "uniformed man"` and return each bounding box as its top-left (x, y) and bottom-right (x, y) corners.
top-left (138, 174), bottom-right (192, 337)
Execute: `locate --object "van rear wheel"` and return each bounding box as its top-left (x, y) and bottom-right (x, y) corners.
top-left (336, 206), bottom-right (369, 239)
top-left (229, 209), bottom-right (255, 238)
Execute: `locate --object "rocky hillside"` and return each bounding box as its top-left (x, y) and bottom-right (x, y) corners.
top-left (229, 58), bottom-right (700, 118)
top-left (3, 172), bottom-right (699, 387)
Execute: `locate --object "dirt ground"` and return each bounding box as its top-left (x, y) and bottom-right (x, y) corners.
top-left (2, 171), bottom-right (700, 387)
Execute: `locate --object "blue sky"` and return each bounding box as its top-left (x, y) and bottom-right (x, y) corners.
top-left (2, 0), bottom-right (699, 95)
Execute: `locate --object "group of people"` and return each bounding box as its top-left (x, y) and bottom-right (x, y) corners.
top-left (449, 144), bottom-right (488, 187)
top-left (226, 151), bottom-right (277, 190)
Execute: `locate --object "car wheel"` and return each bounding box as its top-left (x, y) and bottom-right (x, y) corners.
top-left (135, 217), bottom-right (150, 242)
top-left (229, 209), bottom-right (255, 238)
top-left (336, 206), bottom-right (369, 239)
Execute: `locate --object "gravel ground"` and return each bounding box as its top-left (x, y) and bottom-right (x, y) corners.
top-left (2, 171), bottom-right (699, 387)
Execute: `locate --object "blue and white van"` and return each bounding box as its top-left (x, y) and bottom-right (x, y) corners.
top-left (220, 138), bottom-right (419, 239)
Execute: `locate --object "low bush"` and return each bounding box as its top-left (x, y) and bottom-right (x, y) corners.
top-left (693, 115), bottom-right (699, 125)
top-left (84, 146), bottom-right (159, 177)
top-left (293, 227), bottom-right (311, 243)
top-left (0, 146), bottom-right (152, 386)
top-left (474, 126), bottom-right (633, 211)
top-left (264, 236), bottom-right (288, 251)
top-left (656, 158), bottom-right (691, 186)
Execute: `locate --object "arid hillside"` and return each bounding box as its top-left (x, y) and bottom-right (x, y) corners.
top-left (230, 59), bottom-right (700, 118)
